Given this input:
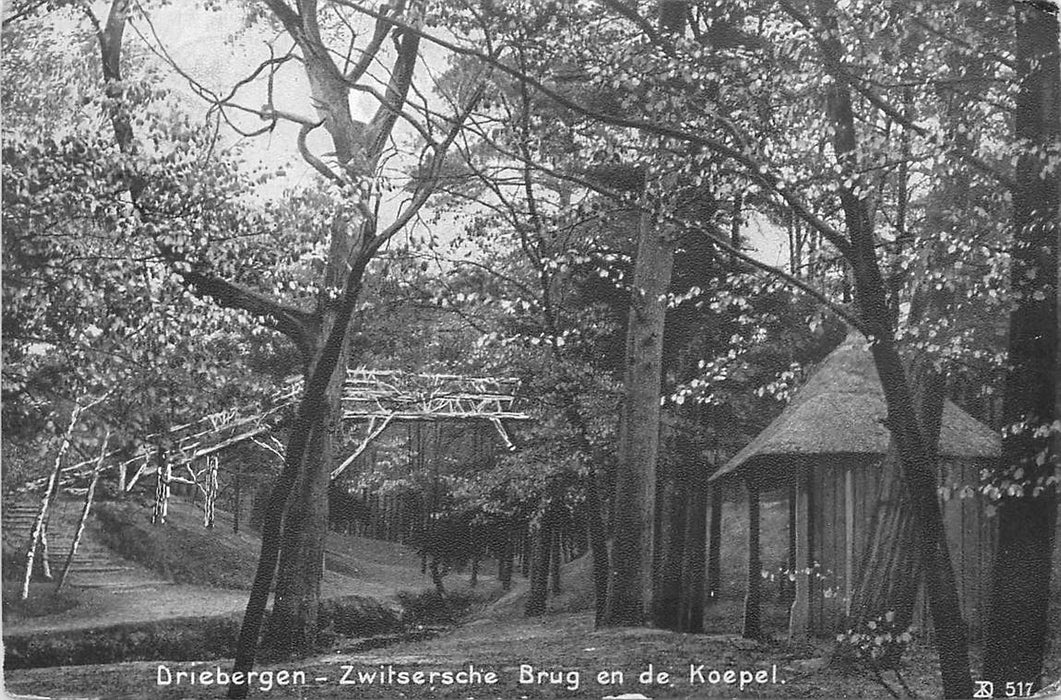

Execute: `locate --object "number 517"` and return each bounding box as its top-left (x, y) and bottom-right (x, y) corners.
top-left (974, 681), bottom-right (1034, 698)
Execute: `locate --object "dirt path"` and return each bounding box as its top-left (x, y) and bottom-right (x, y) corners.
top-left (3, 495), bottom-right (428, 637)
top-left (3, 611), bottom-right (955, 699)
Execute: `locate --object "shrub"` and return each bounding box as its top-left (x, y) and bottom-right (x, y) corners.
top-left (834, 610), bottom-right (914, 668)
top-left (5, 596), bottom-right (403, 669)
top-left (396, 588), bottom-right (479, 626)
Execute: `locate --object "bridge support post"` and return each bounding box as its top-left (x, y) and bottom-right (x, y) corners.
top-left (151, 441), bottom-right (170, 525)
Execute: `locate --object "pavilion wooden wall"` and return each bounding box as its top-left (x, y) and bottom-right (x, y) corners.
top-left (805, 458), bottom-right (996, 640)
top-left (805, 458), bottom-right (879, 634)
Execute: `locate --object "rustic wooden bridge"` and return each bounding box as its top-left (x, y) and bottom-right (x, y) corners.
top-left (29, 369), bottom-right (529, 497)
top-left (14, 369), bottom-right (529, 598)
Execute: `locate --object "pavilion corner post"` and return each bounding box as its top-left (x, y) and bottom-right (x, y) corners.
top-left (742, 478), bottom-right (761, 639)
top-left (788, 466), bottom-right (810, 641)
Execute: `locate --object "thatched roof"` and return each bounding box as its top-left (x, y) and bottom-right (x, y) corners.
top-left (712, 334), bottom-right (1001, 482)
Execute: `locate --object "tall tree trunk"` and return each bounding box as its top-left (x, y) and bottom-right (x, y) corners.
top-left (22, 401), bottom-right (84, 600)
top-left (585, 466), bottom-right (610, 624)
top-left (602, 212), bottom-right (675, 626)
top-left (863, 332), bottom-right (972, 698)
top-left (525, 508), bottom-right (552, 617)
top-left (679, 446), bottom-right (708, 632)
top-left (847, 357), bottom-right (946, 660)
top-left (228, 259), bottom-right (370, 699)
top-left (706, 484), bottom-right (722, 603)
top-left (652, 443), bottom-right (687, 629)
top-left (983, 2), bottom-right (1060, 689)
top-left (499, 527), bottom-right (514, 591)
top-left (260, 362), bottom-right (341, 654)
top-left (814, 1), bottom-right (973, 693)
top-left (549, 525), bottom-right (562, 596)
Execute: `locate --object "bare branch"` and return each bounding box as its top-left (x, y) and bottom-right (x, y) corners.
top-left (455, 110), bottom-right (868, 334)
top-left (297, 121), bottom-right (344, 184)
top-left (331, 0), bottom-right (853, 258)
top-left (2, 0), bottom-right (51, 27)
top-left (343, 0), bottom-right (406, 83)
top-left (365, 26), bottom-right (420, 165)
top-left (368, 84), bottom-right (487, 255)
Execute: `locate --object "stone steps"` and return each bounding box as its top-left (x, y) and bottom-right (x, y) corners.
top-left (4, 499), bottom-right (173, 590)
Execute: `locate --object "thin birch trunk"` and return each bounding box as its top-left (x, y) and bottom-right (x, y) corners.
top-left (22, 400), bottom-right (88, 600)
top-left (56, 430), bottom-right (110, 594)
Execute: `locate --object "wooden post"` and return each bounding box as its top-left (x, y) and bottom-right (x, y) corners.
top-left (742, 480), bottom-right (761, 639)
top-left (789, 467), bottom-right (810, 641)
top-left (204, 455), bottom-right (218, 528)
top-left (151, 439), bottom-right (166, 525)
top-left (57, 431), bottom-right (110, 593)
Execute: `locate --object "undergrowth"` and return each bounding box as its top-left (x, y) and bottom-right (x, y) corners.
top-left (397, 589), bottom-right (484, 626)
top-left (5, 595), bottom-right (403, 669)
top-left (93, 499), bottom-right (259, 589)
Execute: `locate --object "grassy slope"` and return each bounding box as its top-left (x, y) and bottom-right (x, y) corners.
top-left (93, 497), bottom-right (428, 593)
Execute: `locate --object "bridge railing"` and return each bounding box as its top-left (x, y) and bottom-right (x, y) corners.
top-left (23, 369), bottom-right (529, 494)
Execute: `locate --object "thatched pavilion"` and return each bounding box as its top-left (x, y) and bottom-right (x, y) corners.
top-left (710, 334), bottom-right (1001, 640)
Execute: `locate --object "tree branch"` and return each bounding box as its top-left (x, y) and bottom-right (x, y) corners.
top-left (343, 0), bottom-right (406, 83)
top-left (331, 0), bottom-right (854, 259)
top-left (777, 0), bottom-right (1017, 191)
top-left (365, 26), bottom-right (420, 166)
top-left (368, 83), bottom-right (487, 255)
top-left (455, 110), bottom-right (868, 334)
top-left (177, 269), bottom-right (316, 356)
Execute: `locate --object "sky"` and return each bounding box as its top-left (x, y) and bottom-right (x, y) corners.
top-left (29, 1), bottom-right (789, 269)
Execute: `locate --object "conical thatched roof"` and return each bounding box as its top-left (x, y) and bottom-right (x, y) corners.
top-left (712, 334), bottom-right (1001, 482)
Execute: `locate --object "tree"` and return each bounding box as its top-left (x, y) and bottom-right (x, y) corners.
top-left (1, 23), bottom-right (280, 492)
top-left (603, 210), bottom-right (675, 625)
top-left (983, 1), bottom-right (1060, 690)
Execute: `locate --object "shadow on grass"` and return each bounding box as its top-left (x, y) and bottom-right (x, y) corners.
top-left (3, 594), bottom-right (402, 670)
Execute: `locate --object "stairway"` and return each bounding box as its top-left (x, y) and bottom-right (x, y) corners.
top-left (3, 499), bottom-right (173, 592)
